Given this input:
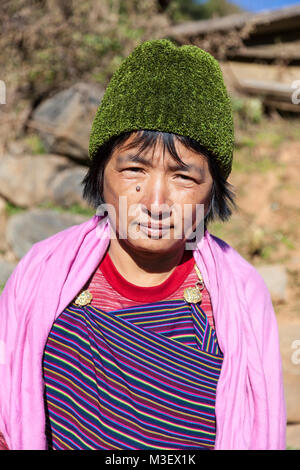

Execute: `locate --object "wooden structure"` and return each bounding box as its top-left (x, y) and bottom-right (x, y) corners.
top-left (165, 4), bottom-right (300, 113)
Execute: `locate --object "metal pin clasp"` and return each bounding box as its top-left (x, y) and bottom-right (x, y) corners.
top-left (74, 289), bottom-right (93, 306)
top-left (183, 264), bottom-right (205, 304)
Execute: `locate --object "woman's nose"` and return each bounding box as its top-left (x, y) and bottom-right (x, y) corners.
top-left (142, 176), bottom-right (171, 216)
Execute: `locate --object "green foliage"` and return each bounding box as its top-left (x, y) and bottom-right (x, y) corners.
top-left (0, 283), bottom-right (4, 294)
top-left (274, 232), bottom-right (295, 250)
top-left (1, 0), bottom-right (246, 112)
top-left (0, 0), bottom-right (161, 105)
top-left (38, 202), bottom-right (95, 217)
top-left (255, 131), bottom-right (285, 149)
top-left (5, 202), bottom-right (26, 217)
top-left (82, 34), bottom-right (122, 56)
top-left (24, 134), bottom-right (46, 154)
top-left (166, 0), bottom-right (207, 22)
top-left (65, 204), bottom-right (95, 217)
top-left (231, 96), bottom-right (263, 126)
top-left (118, 24), bottom-right (145, 41)
top-left (166, 0), bottom-right (244, 23)
top-left (259, 231), bottom-right (295, 261)
top-left (260, 245), bottom-right (274, 260)
top-left (235, 136), bottom-right (256, 148)
top-left (5, 201), bottom-right (94, 218)
top-left (232, 156), bottom-right (280, 174)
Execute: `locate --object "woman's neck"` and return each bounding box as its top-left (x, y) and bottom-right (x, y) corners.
top-left (107, 239), bottom-right (186, 287)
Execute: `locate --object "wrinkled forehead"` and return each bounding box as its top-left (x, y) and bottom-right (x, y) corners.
top-left (111, 130), bottom-right (209, 170)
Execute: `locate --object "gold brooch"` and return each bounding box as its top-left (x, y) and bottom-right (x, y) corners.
top-left (183, 264), bottom-right (205, 304)
top-left (183, 286), bottom-right (202, 303)
top-left (74, 289), bottom-right (93, 306)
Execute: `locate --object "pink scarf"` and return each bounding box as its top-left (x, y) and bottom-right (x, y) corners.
top-left (0, 215), bottom-right (286, 449)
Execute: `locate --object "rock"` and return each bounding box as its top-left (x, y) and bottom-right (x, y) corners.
top-left (287, 424), bottom-right (300, 450)
top-left (256, 264), bottom-right (287, 302)
top-left (0, 259), bottom-right (17, 285)
top-left (6, 209), bottom-right (90, 259)
top-left (30, 82), bottom-right (104, 160)
top-left (0, 153), bottom-right (73, 207)
top-left (50, 166), bottom-right (90, 208)
top-left (278, 322), bottom-right (300, 423)
top-left (6, 140), bottom-right (27, 156)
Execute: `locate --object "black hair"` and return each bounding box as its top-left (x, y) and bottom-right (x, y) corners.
top-left (82, 130), bottom-right (236, 227)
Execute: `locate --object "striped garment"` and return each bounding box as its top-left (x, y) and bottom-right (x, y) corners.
top-left (87, 250), bottom-right (216, 330)
top-left (43, 299), bottom-right (224, 450)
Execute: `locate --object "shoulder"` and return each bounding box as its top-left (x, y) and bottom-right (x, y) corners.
top-left (0, 215), bottom-right (103, 318)
top-left (18, 215), bottom-right (99, 266)
top-left (5, 216), bottom-right (100, 292)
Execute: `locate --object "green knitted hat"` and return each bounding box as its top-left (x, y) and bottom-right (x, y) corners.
top-left (89, 39), bottom-right (234, 179)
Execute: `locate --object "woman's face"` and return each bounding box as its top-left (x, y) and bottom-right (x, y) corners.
top-left (102, 133), bottom-right (213, 255)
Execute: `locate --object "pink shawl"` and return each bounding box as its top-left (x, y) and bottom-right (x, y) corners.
top-left (0, 215), bottom-right (286, 450)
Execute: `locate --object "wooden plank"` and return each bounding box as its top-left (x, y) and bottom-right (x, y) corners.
top-left (226, 41), bottom-right (300, 61)
top-left (166, 4), bottom-right (300, 42)
top-left (263, 99), bottom-right (300, 112)
top-left (166, 12), bottom-right (252, 38)
top-left (238, 79), bottom-right (295, 101)
top-left (219, 61), bottom-right (300, 95)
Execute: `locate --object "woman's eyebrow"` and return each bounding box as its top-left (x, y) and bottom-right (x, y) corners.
top-left (117, 154), bottom-right (152, 166)
top-left (168, 162), bottom-right (203, 175)
top-left (117, 154), bottom-right (204, 176)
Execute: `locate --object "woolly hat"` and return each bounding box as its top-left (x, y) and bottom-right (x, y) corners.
top-left (89, 39), bottom-right (234, 180)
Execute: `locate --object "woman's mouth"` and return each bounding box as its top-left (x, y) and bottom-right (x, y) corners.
top-left (138, 223), bottom-right (172, 237)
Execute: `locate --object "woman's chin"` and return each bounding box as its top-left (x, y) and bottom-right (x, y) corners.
top-left (124, 235), bottom-right (184, 255)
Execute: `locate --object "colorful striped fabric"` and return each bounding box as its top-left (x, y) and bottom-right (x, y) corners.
top-left (116, 301), bottom-right (220, 353)
top-left (87, 257), bottom-right (216, 330)
top-left (43, 299), bottom-right (224, 450)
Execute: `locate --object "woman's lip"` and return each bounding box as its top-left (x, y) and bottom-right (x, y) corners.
top-left (139, 223), bottom-right (173, 229)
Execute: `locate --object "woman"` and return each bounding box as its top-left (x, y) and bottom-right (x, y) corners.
top-left (0, 39), bottom-right (286, 450)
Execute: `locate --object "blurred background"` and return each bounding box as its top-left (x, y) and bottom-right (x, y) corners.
top-left (0, 0), bottom-right (299, 449)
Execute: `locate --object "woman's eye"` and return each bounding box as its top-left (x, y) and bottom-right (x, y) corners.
top-left (176, 174), bottom-right (193, 181)
top-left (124, 167), bottom-right (143, 173)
